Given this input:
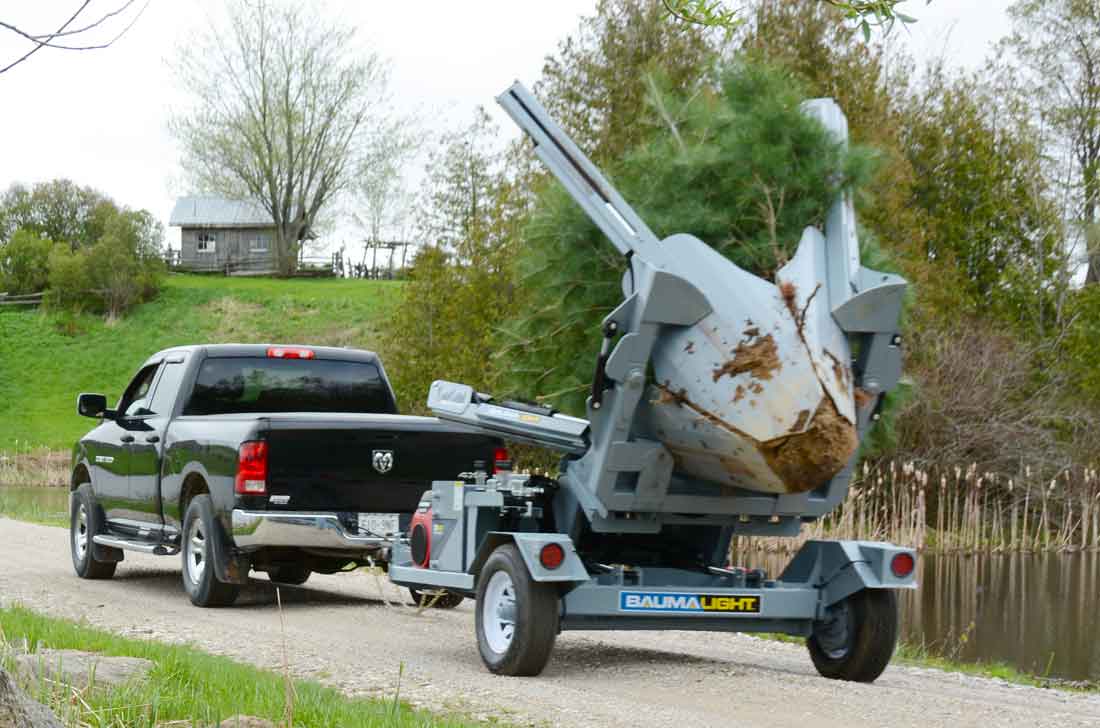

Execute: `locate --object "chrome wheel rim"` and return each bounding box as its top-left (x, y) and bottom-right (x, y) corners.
top-left (185, 517), bottom-right (207, 584)
top-left (73, 503), bottom-right (88, 561)
top-left (482, 570), bottom-right (516, 655)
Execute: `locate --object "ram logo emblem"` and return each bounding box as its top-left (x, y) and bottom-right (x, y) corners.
top-left (372, 450), bottom-right (394, 474)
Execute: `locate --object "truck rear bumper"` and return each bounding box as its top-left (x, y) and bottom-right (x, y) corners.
top-left (230, 509), bottom-right (388, 550)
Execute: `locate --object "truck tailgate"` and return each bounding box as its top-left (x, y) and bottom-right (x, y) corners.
top-left (261, 414), bottom-right (497, 513)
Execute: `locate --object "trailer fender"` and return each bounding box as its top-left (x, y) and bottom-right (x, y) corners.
top-left (471, 532), bottom-right (589, 585)
top-left (779, 540), bottom-right (917, 610)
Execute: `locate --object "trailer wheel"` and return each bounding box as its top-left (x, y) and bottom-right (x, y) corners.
top-left (408, 587), bottom-right (464, 609)
top-left (808, 588), bottom-right (898, 682)
top-left (475, 544), bottom-right (559, 676)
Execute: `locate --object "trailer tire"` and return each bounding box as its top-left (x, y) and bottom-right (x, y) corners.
top-left (182, 495), bottom-right (241, 608)
top-left (408, 587), bottom-right (464, 609)
top-left (808, 588), bottom-right (897, 683)
top-left (475, 544), bottom-right (559, 676)
top-left (70, 484), bottom-right (117, 580)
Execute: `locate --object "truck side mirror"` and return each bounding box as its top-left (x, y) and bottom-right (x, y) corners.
top-left (77, 393), bottom-right (113, 419)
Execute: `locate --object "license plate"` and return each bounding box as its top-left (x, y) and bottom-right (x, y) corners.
top-left (358, 512), bottom-right (399, 537)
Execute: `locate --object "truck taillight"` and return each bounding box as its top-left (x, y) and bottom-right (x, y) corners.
top-left (267, 346), bottom-right (314, 359)
top-left (235, 441), bottom-right (268, 495)
top-left (492, 446), bottom-right (511, 474)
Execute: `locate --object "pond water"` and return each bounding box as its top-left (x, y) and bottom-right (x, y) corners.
top-left (2, 486), bottom-right (1097, 681)
top-left (903, 552), bottom-right (1100, 681)
top-left (742, 550), bottom-right (1100, 682)
top-left (0, 485), bottom-right (69, 525)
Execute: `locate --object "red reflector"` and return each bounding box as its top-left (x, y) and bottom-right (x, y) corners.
top-left (492, 446), bottom-right (511, 474)
top-left (890, 552), bottom-right (915, 578)
top-left (267, 346), bottom-right (314, 359)
top-left (235, 440), bottom-right (268, 495)
top-left (539, 542), bottom-right (565, 570)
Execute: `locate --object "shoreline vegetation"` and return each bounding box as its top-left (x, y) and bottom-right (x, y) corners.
top-left (7, 448), bottom-right (1100, 554)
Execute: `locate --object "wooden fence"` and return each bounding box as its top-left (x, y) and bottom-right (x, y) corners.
top-left (164, 250), bottom-right (341, 277)
top-left (0, 292), bottom-right (44, 307)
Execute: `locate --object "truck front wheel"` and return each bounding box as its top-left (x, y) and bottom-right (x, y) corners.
top-left (70, 484), bottom-right (116, 580)
top-left (475, 544), bottom-right (559, 676)
top-left (807, 588), bottom-right (898, 682)
top-left (182, 494), bottom-right (241, 607)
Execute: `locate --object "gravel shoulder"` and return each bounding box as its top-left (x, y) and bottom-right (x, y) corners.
top-left (1, 517), bottom-right (1097, 728)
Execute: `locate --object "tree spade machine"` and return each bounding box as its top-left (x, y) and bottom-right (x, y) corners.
top-left (388, 81), bottom-right (915, 681)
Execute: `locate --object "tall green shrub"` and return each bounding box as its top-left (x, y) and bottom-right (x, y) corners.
top-left (0, 229), bottom-right (55, 294)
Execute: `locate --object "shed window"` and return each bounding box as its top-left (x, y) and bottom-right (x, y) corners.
top-left (250, 232), bottom-right (270, 252)
top-left (197, 232), bottom-right (217, 253)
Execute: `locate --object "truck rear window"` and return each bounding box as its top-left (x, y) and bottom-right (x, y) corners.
top-left (182, 357), bottom-right (397, 415)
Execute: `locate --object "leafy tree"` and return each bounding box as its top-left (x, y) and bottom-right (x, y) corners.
top-left (1002, 0), bottom-right (1100, 283)
top-left (500, 61), bottom-right (876, 414)
top-left (538, 0), bottom-right (720, 166)
top-left (44, 205), bottom-right (165, 318)
top-left (0, 179), bottom-right (114, 251)
top-left (354, 119), bottom-right (419, 271)
top-left (663, 0), bottom-right (924, 37)
top-left (171, 0), bottom-right (396, 275)
top-left (386, 112), bottom-right (521, 410)
top-left (900, 65), bottom-right (1063, 327)
top-left (0, 228), bottom-right (55, 294)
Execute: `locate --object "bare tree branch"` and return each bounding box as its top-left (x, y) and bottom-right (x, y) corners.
top-left (0, 1), bottom-right (149, 74)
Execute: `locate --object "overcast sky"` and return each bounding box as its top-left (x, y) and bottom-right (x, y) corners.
top-left (0, 1), bottom-right (1015, 255)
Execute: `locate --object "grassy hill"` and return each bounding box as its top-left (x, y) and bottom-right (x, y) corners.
top-left (0, 274), bottom-right (401, 451)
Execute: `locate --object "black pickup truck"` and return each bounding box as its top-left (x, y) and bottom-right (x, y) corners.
top-left (69, 344), bottom-right (501, 607)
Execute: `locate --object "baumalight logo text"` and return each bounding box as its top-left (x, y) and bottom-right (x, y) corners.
top-left (619, 591), bottom-right (760, 613)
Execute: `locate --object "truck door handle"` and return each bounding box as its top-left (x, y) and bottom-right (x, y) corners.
top-left (145, 435), bottom-right (160, 443)
top-left (120, 435), bottom-right (135, 443)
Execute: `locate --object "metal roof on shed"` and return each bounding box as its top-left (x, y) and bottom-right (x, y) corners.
top-left (169, 196), bottom-right (274, 227)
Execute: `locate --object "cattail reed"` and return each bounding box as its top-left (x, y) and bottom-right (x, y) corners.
top-left (731, 460), bottom-right (1100, 559)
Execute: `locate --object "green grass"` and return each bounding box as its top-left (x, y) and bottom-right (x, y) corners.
top-left (755, 633), bottom-right (1098, 692)
top-left (0, 486), bottom-right (69, 527)
top-left (0, 274), bottom-right (401, 451)
top-left (0, 603), bottom-right (488, 727)
top-left (892, 641), bottom-right (1097, 691)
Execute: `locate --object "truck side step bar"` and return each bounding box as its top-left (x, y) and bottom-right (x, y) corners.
top-left (93, 534), bottom-right (179, 556)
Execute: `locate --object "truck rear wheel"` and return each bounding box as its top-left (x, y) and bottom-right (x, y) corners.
top-left (807, 588), bottom-right (898, 682)
top-left (408, 587), bottom-right (464, 609)
top-left (475, 544), bottom-right (559, 676)
top-left (70, 484), bottom-right (116, 580)
top-left (182, 494), bottom-right (240, 607)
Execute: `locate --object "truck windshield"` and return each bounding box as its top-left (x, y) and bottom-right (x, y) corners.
top-left (182, 357), bottom-right (397, 415)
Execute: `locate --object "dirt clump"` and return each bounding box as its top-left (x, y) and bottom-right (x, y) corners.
top-left (760, 398), bottom-right (858, 493)
top-left (655, 383), bottom-right (689, 407)
top-left (854, 387), bottom-right (874, 410)
top-left (712, 334), bottom-right (781, 382)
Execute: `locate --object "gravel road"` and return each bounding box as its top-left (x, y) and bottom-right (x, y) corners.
top-left (1, 517), bottom-right (1097, 727)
